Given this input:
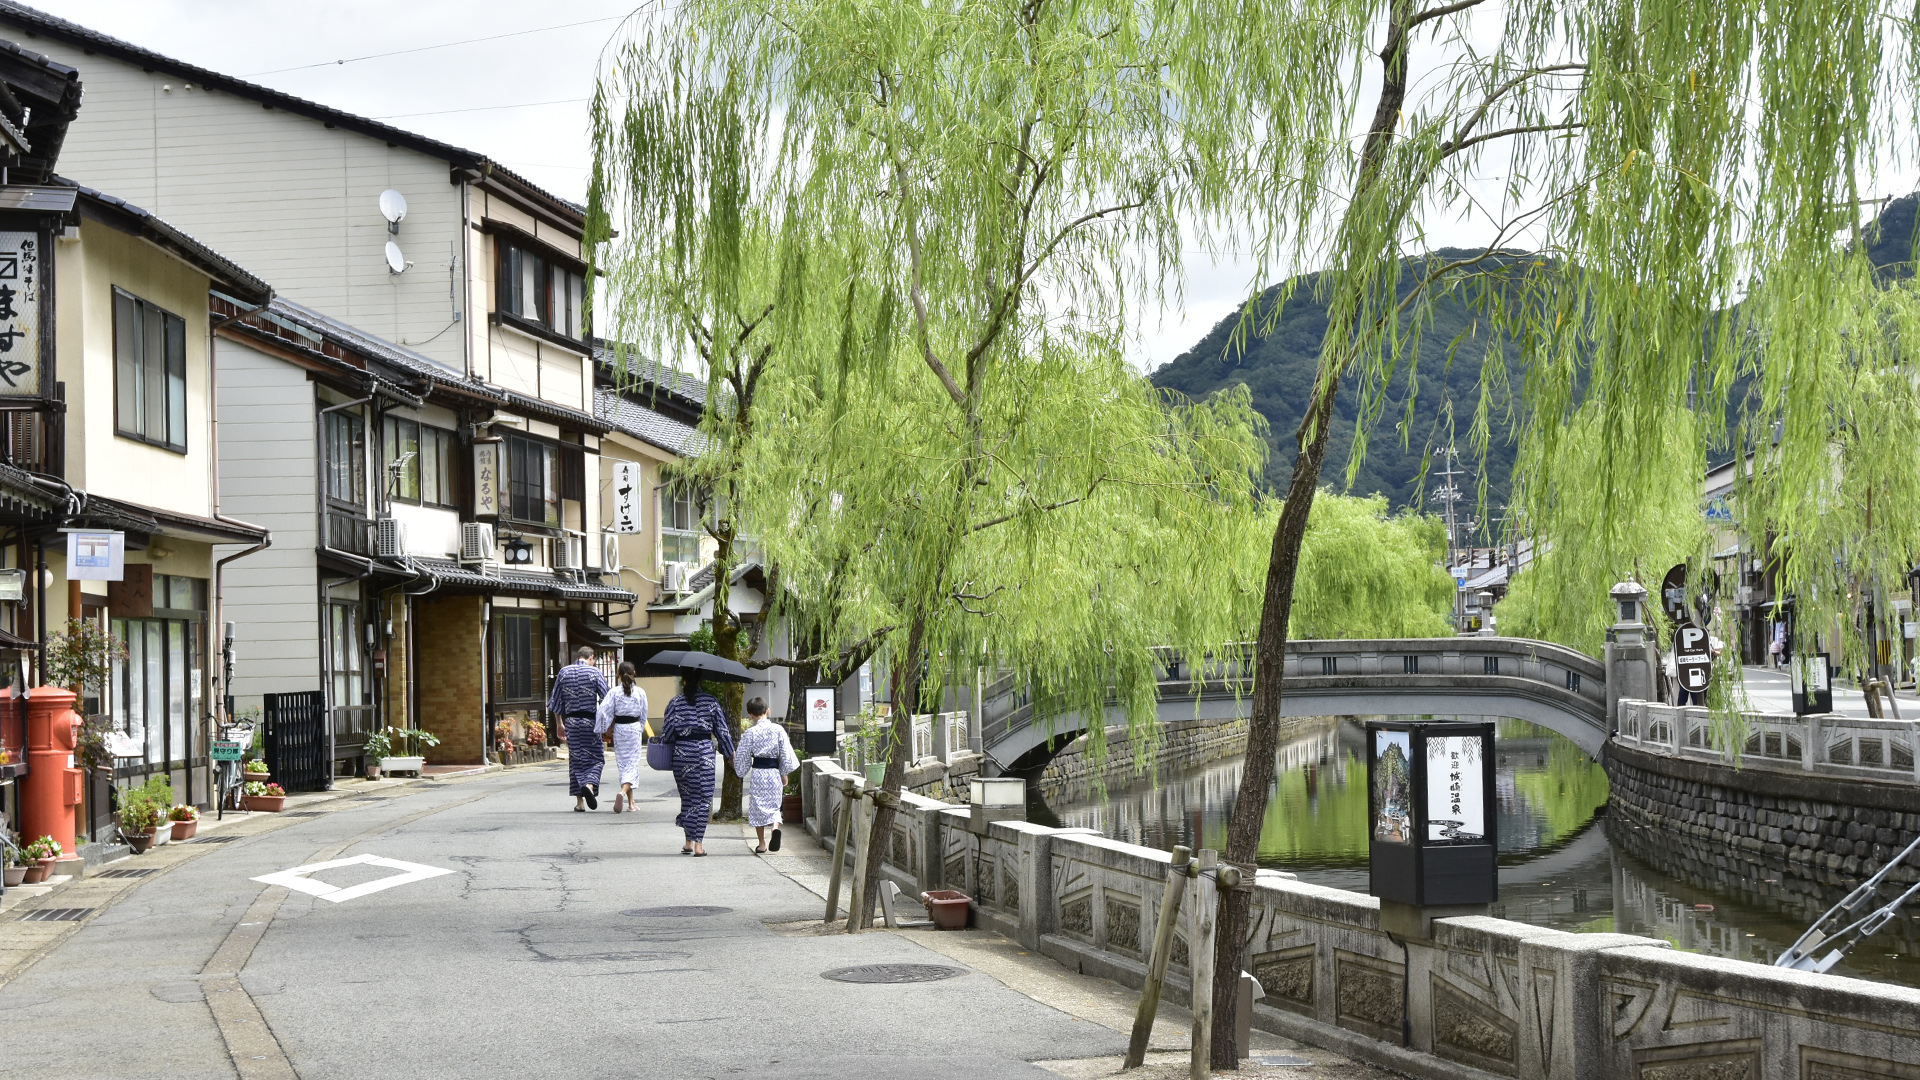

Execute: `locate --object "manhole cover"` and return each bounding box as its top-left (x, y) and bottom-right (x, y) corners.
top-left (96, 867), bottom-right (158, 879)
top-left (821, 963), bottom-right (964, 984)
top-left (622, 906), bottom-right (733, 918)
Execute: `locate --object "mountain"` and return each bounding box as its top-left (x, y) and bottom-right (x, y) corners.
top-left (1152, 250), bottom-right (1523, 518)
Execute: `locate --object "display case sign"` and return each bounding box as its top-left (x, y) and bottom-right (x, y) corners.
top-left (803, 684), bottom-right (837, 755)
top-left (1366, 719), bottom-right (1498, 907)
top-left (0, 231), bottom-right (42, 396)
top-left (1425, 734), bottom-right (1485, 843)
top-left (613, 460), bottom-right (641, 533)
top-left (1371, 728), bottom-right (1411, 844)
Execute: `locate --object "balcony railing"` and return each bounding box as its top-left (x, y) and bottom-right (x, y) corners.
top-left (326, 508), bottom-right (372, 556)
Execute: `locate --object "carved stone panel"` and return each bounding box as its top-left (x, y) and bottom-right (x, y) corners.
top-left (1171, 932), bottom-right (1190, 971)
top-left (1335, 948), bottom-right (1405, 1043)
top-left (1802, 1046), bottom-right (1920, 1080)
top-left (1059, 889), bottom-right (1094, 939)
top-left (890, 828), bottom-right (913, 872)
top-left (1609, 978), bottom-right (1659, 1040)
top-left (1001, 862), bottom-right (1021, 912)
top-left (1252, 943), bottom-right (1317, 1017)
top-left (1431, 975), bottom-right (1519, 1076)
top-left (1104, 893), bottom-right (1142, 956)
top-left (975, 853), bottom-right (997, 905)
top-left (943, 853), bottom-right (967, 891)
top-left (1633, 1038), bottom-right (1761, 1080)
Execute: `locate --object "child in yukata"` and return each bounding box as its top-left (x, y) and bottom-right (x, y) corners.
top-left (732, 697), bottom-right (799, 853)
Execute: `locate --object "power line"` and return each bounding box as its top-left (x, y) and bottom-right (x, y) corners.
top-left (373, 97), bottom-right (591, 120)
top-left (246, 15), bottom-right (628, 77)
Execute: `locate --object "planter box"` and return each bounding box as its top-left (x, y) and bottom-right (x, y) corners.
top-left (243, 770), bottom-right (271, 784)
top-left (121, 832), bottom-right (154, 856)
top-left (380, 756), bottom-right (424, 776)
top-left (782, 794), bottom-right (804, 824)
top-left (920, 889), bottom-right (972, 930)
top-left (245, 795), bottom-right (286, 813)
top-left (170, 819), bottom-right (198, 841)
top-left (21, 860), bottom-right (50, 883)
top-left (3, 864), bottom-right (24, 887)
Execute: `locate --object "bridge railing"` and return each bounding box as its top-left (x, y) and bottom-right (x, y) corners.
top-left (1616, 698), bottom-right (1920, 783)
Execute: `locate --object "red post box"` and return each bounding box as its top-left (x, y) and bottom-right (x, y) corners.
top-left (20, 687), bottom-right (81, 854)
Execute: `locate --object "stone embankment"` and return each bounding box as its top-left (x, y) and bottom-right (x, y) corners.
top-left (1035, 716), bottom-right (1249, 792)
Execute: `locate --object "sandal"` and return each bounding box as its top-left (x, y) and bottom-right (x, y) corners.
top-left (752, 845), bottom-right (767, 855)
top-left (612, 794), bottom-right (625, 814)
top-left (584, 786), bottom-right (598, 810)
top-left (693, 851), bottom-right (708, 857)
top-left (574, 806), bottom-right (585, 813)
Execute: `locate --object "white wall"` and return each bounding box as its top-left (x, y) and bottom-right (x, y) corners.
top-left (211, 338), bottom-right (320, 712)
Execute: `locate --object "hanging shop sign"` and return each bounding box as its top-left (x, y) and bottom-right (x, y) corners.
top-left (613, 460), bottom-right (641, 533)
top-left (804, 684), bottom-right (837, 756)
top-left (64, 529), bottom-right (124, 582)
top-left (1674, 622), bottom-right (1713, 696)
top-left (0, 230), bottom-right (44, 396)
top-left (472, 441), bottom-right (500, 519)
top-left (1367, 719), bottom-right (1497, 907)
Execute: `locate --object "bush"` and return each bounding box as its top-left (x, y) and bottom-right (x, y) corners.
top-left (22, 835), bottom-right (61, 860)
top-left (116, 775), bottom-right (173, 835)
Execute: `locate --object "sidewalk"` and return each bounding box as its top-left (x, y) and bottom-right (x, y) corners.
top-left (743, 821), bottom-right (1382, 1080)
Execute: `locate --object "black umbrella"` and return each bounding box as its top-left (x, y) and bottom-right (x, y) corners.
top-left (643, 649), bottom-right (755, 683)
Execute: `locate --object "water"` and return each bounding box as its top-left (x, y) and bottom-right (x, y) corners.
top-left (1028, 715), bottom-right (1920, 989)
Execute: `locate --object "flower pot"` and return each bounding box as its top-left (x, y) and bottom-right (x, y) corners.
top-left (782, 794), bottom-right (804, 824)
top-left (245, 795), bottom-right (286, 813)
top-left (366, 764), bottom-right (383, 780)
top-left (3, 865), bottom-right (24, 887)
top-left (123, 831), bottom-right (154, 855)
top-left (170, 819), bottom-right (198, 841)
top-left (244, 770), bottom-right (271, 784)
top-left (920, 889), bottom-right (972, 931)
top-left (864, 763), bottom-right (886, 788)
top-left (21, 860), bottom-right (49, 884)
top-left (380, 755), bottom-right (424, 776)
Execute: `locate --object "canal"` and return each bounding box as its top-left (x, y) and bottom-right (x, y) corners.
top-left (1027, 716), bottom-right (1920, 988)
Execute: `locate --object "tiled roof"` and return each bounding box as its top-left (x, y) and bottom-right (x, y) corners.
top-left (591, 340), bottom-right (708, 406)
top-left (60, 178), bottom-right (271, 303)
top-left (0, 2), bottom-right (583, 226)
top-left (594, 387), bottom-right (706, 457)
top-left (405, 557), bottom-right (636, 604)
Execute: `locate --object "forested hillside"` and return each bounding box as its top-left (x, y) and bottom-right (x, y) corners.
top-left (1151, 251), bottom-right (1523, 516)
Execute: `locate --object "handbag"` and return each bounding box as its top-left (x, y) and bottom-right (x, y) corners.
top-left (646, 732), bottom-right (674, 771)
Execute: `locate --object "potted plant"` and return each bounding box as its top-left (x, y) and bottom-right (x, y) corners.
top-left (4, 854), bottom-right (25, 888)
top-left (524, 720), bottom-right (548, 753)
top-left (373, 726), bottom-right (440, 776)
top-left (243, 781), bottom-right (286, 812)
top-left (243, 758), bottom-right (271, 783)
top-left (168, 804), bottom-right (199, 841)
top-left (363, 729), bottom-right (390, 779)
top-left (116, 789), bottom-right (162, 853)
top-left (23, 835), bottom-right (62, 880)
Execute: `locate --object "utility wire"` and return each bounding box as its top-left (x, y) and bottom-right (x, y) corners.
top-left (246, 15), bottom-right (627, 77)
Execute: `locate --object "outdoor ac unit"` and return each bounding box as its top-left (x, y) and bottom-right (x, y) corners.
top-left (552, 536), bottom-right (579, 572)
top-left (375, 517), bottom-right (406, 559)
top-left (459, 521), bottom-right (495, 564)
top-left (601, 532), bottom-right (621, 573)
top-left (663, 562), bottom-right (687, 594)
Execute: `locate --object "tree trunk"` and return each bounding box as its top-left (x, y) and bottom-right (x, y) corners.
top-left (847, 613), bottom-right (926, 933)
top-left (1209, 0), bottom-right (1416, 1066)
top-left (712, 525), bottom-right (748, 821)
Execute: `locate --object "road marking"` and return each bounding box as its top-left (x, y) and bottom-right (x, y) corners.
top-left (251, 854), bottom-right (454, 903)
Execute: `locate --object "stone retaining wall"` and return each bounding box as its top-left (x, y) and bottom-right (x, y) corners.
top-left (1035, 716), bottom-right (1249, 793)
top-left (802, 755), bottom-right (1920, 1080)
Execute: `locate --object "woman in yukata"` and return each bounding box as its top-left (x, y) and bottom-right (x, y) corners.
top-left (594, 662), bottom-right (649, 813)
top-left (658, 672), bottom-right (736, 856)
top-left (731, 697), bottom-right (799, 853)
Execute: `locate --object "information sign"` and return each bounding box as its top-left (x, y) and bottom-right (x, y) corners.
top-left (803, 684), bottom-right (837, 755)
top-left (1674, 622), bottom-right (1713, 696)
top-left (211, 740), bottom-right (244, 762)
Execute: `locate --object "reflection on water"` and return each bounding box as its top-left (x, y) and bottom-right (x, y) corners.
top-left (1029, 715), bottom-right (1920, 988)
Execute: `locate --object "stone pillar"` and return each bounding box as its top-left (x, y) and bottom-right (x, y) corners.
top-left (1515, 933), bottom-right (1671, 1080)
top-left (1605, 580), bottom-right (1655, 730)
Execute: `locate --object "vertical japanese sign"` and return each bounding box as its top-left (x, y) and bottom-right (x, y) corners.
top-left (0, 231), bottom-right (41, 395)
top-left (473, 442), bottom-right (499, 518)
top-left (612, 460), bottom-right (641, 533)
top-left (1425, 735), bottom-right (1485, 843)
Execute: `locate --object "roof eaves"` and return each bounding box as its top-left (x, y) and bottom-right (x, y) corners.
top-left (60, 177), bottom-right (271, 303)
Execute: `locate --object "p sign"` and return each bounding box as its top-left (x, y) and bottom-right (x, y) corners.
top-left (1674, 622), bottom-right (1713, 695)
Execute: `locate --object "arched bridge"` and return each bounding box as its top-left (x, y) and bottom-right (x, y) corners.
top-left (979, 637), bottom-right (1608, 771)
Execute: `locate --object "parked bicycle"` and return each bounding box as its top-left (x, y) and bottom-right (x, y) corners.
top-left (210, 723), bottom-right (253, 819)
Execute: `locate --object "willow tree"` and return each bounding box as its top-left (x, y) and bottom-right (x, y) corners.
top-left (1189, 0), bottom-right (1920, 1063)
top-left (587, 56), bottom-right (817, 818)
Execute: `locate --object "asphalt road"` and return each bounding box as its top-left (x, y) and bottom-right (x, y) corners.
top-left (1740, 665), bottom-right (1920, 718)
top-left (0, 763), bottom-right (1125, 1079)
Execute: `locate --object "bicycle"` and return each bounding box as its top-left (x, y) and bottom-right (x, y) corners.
top-left (210, 723), bottom-right (253, 819)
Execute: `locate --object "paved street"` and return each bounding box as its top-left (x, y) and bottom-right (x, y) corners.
top-left (1740, 666), bottom-right (1920, 718)
top-left (0, 763), bottom-right (1356, 1080)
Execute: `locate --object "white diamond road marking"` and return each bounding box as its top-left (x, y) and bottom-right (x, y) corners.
top-left (251, 854), bottom-right (454, 903)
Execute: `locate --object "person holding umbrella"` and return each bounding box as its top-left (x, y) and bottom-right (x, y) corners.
top-left (649, 650), bottom-right (747, 855)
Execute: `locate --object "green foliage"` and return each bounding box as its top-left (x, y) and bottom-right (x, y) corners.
top-left (42, 619), bottom-right (125, 693)
top-left (1289, 493), bottom-right (1458, 639)
top-left (116, 775), bottom-right (173, 835)
top-left (22, 835), bottom-right (60, 861)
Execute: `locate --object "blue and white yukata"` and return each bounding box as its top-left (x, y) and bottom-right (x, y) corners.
top-left (660, 691), bottom-right (735, 843)
top-left (548, 661), bottom-right (610, 798)
top-left (732, 717), bottom-right (799, 828)
top-left (594, 683), bottom-right (650, 790)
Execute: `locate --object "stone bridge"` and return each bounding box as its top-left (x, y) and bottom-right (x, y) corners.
top-left (979, 636), bottom-right (1609, 770)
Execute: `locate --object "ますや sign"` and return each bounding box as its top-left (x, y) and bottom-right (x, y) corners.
top-left (0, 231), bottom-right (41, 396)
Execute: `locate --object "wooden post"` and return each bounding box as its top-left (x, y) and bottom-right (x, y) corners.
top-left (1190, 848), bottom-right (1218, 1080)
top-left (1126, 845), bottom-right (1193, 1069)
top-left (824, 776), bottom-right (856, 924)
top-left (845, 786), bottom-right (874, 933)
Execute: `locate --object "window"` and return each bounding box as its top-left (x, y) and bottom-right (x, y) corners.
top-left (324, 411), bottom-right (365, 506)
top-left (329, 600), bottom-right (364, 708)
top-left (383, 417), bottom-right (455, 507)
top-left (108, 609), bottom-right (201, 773)
top-left (113, 288), bottom-right (187, 451)
top-left (498, 613), bottom-right (545, 701)
top-left (495, 237), bottom-right (586, 339)
top-left (505, 434), bottom-right (559, 526)
top-left (661, 486), bottom-right (701, 566)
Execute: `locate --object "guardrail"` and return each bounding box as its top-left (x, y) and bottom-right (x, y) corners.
top-left (1616, 698), bottom-right (1920, 784)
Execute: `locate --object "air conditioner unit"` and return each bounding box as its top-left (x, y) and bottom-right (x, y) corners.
top-left (375, 517), bottom-right (406, 559)
top-left (663, 562), bottom-right (686, 594)
top-left (601, 531), bottom-right (621, 573)
top-left (552, 536), bottom-right (579, 572)
top-left (459, 521), bottom-right (495, 564)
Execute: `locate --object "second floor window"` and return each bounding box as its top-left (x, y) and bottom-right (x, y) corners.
top-left (113, 288), bottom-right (187, 452)
top-left (661, 486), bottom-right (701, 566)
top-left (496, 238), bottom-right (585, 340)
top-left (383, 417), bottom-right (455, 508)
top-left (325, 411), bottom-right (365, 506)
top-left (505, 434), bottom-right (558, 526)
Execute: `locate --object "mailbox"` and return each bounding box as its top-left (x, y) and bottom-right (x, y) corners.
top-left (1367, 719), bottom-right (1497, 907)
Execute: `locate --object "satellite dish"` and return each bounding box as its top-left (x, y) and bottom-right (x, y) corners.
top-left (385, 240), bottom-right (408, 274)
top-left (378, 189), bottom-right (408, 224)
